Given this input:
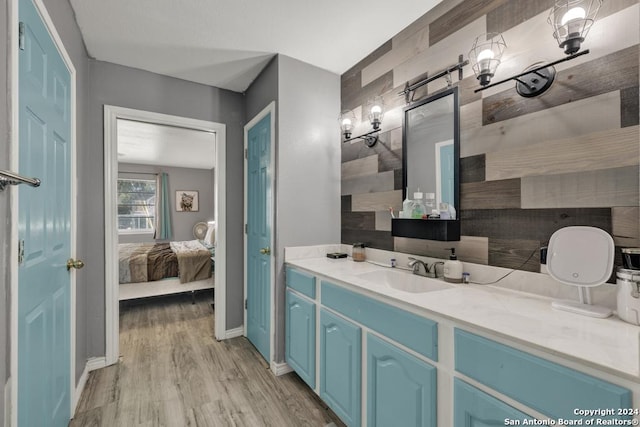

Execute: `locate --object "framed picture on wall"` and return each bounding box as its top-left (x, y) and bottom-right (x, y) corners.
top-left (176, 190), bottom-right (199, 212)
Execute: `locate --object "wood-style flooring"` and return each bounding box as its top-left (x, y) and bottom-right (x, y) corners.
top-left (71, 292), bottom-right (344, 427)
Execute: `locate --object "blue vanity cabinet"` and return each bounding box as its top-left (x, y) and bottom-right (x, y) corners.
top-left (454, 379), bottom-right (533, 427)
top-left (320, 308), bottom-right (362, 427)
top-left (285, 289), bottom-right (316, 389)
top-left (367, 334), bottom-right (437, 427)
top-left (455, 329), bottom-right (632, 422)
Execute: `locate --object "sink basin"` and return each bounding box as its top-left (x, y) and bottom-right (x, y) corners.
top-left (355, 269), bottom-right (454, 293)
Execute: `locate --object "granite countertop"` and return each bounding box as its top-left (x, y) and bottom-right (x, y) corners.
top-left (286, 256), bottom-right (640, 381)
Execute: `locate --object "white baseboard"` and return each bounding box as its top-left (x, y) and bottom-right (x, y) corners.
top-left (86, 357), bottom-right (107, 372)
top-left (73, 356), bottom-right (108, 417)
top-left (270, 361), bottom-right (293, 376)
top-left (224, 326), bottom-right (244, 339)
top-left (4, 378), bottom-right (10, 427)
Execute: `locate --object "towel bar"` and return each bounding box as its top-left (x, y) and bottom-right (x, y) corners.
top-left (0, 169), bottom-right (41, 192)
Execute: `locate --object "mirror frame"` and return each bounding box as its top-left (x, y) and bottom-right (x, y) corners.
top-left (401, 86), bottom-right (460, 212)
top-left (392, 86), bottom-right (461, 241)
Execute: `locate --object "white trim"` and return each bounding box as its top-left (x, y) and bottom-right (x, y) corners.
top-left (434, 139), bottom-right (453, 208)
top-left (72, 357), bottom-right (106, 417)
top-left (270, 362), bottom-right (293, 377)
top-left (4, 379), bottom-right (10, 427)
top-left (224, 326), bottom-right (245, 339)
top-left (243, 102), bottom-right (277, 366)
top-left (10, 0), bottom-right (78, 425)
top-left (104, 106), bottom-right (228, 364)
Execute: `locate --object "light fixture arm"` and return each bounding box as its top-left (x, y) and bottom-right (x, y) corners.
top-left (399, 54), bottom-right (468, 103)
top-left (343, 128), bottom-right (380, 147)
top-left (473, 49), bottom-right (589, 93)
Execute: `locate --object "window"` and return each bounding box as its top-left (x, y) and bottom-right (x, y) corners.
top-left (117, 178), bottom-right (156, 233)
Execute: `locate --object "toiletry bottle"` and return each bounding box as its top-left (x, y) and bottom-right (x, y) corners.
top-left (439, 202), bottom-right (450, 219)
top-left (412, 190), bottom-right (425, 218)
top-left (444, 248), bottom-right (463, 283)
top-left (402, 188), bottom-right (413, 219)
top-left (352, 243), bottom-right (366, 262)
top-left (425, 193), bottom-right (436, 216)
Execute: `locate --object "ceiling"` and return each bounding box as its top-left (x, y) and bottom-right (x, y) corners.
top-left (69, 0), bottom-right (443, 92)
top-left (117, 119), bottom-right (216, 169)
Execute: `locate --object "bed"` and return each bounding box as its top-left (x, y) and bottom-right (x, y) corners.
top-left (118, 240), bottom-right (214, 301)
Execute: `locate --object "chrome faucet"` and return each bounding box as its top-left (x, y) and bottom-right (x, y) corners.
top-left (408, 257), bottom-right (431, 277)
top-left (407, 258), bottom-right (444, 278)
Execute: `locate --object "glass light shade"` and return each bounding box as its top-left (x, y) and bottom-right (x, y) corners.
top-left (469, 33), bottom-right (507, 86)
top-left (548, 0), bottom-right (602, 54)
top-left (339, 110), bottom-right (356, 139)
top-left (367, 96), bottom-right (384, 130)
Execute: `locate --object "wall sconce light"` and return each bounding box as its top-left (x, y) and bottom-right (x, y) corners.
top-left (341, 97), bottom-right (385, 147)
top-left (549, 0), bottom-right (602, 54)
top-left (473, 0), bottom-right (601, 97)
top-left (469, 33), bottom-right (507, 86)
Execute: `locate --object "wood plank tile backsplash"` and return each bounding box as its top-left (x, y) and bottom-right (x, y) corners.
top-left (341, 0), bottom-right (640, 272)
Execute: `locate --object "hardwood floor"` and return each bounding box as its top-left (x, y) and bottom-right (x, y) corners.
top-left (72, 292), bottom-right (344, 427)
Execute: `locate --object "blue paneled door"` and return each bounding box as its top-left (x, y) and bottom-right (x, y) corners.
top-left (18, 0), bottom-right (73, 426)
top-left (246, 112), bottom-right (272, 362)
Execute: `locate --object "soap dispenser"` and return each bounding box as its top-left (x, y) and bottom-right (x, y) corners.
top-left (444, 248), bottom-right (463, 283)
top-left (402, 187), bottom-right (413, 219)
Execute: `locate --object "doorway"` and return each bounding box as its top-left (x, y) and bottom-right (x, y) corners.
top-left (103, 106), bottom-right (228, 366)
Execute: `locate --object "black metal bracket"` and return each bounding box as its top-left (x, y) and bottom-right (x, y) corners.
top-left (399, 54), bottom-right (469, 104)
top-left (474, 49), bottom-right (590, 94)
top-left (343, 129), bottom-right (380, 147)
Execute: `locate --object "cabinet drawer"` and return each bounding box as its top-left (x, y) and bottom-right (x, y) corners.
top-left (322, 281), bottom-right (438, 361)
top-left (286, 267), bottom-right (316, 299)
top-left (454, 329), bottom-right (632, 421)
top-left (454, 379), bottom-right (533, 427)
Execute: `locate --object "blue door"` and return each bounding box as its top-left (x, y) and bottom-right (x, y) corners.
top-left (246, 112), bottom-right (272, 362)
top-left (320, 309), bottom-right (361, 427)
top-left (18, 0), bottom-right (73, 425)
top-left (438, 142), bottom-right (455, 207)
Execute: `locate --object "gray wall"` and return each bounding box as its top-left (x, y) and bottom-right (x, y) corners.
top-left (274, 55), bottom-right (341, 362)
top-left (118, 163), bottom-right (216, 243)
top-left (87, 60), bottom-right (246, 353)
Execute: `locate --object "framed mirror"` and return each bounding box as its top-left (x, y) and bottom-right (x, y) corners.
top-left (392, 87), bottom-right (460, 241)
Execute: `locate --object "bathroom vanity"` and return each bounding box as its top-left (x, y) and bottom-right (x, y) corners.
top-left (284, 248), bottom-right (640, 427)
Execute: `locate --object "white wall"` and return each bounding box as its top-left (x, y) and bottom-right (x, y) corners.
top-left (273, 55), bottom-right (341, 362)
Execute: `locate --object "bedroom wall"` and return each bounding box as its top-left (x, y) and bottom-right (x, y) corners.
top-left (340, 0), bottom-right (640, 270)
top-left (118, 163), bottom-right (216, 243)
top-left (88, 60), bottom-right (246, 353)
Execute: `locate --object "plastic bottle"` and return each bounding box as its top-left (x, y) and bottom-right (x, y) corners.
top-left (402, 188), bottom-right (413, 219)
top-left (444, 248), bottom-right (463, 283)
top-left (424, 193), bottom-right (436, 216)
top-left (411, 190), bottom-right (426, 219)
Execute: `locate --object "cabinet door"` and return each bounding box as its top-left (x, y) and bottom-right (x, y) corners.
top-left (367, 334), bottom-right (437, 427)
top-left (454, 379), bottom-right (533, 427)
top-left (285, 290), bottom-right (316, 388)
top-left (320, 309), bottom-right (362, 427)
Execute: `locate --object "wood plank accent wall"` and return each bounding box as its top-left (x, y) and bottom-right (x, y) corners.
top-left (341, 0), bottom-right (640, 273)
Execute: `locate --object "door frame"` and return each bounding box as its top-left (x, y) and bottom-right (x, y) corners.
top-left (104, 106), bottom-right (228, 364)
top-left (9, 0), bottom-right (78, 423)
top-left (243, 102), bottom-right (276, 367)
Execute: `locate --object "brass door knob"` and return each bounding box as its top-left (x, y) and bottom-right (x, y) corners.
top-left (259, 247), bottom-right (271, 255)
top-left (67, 258), bottom-right (85, 271)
